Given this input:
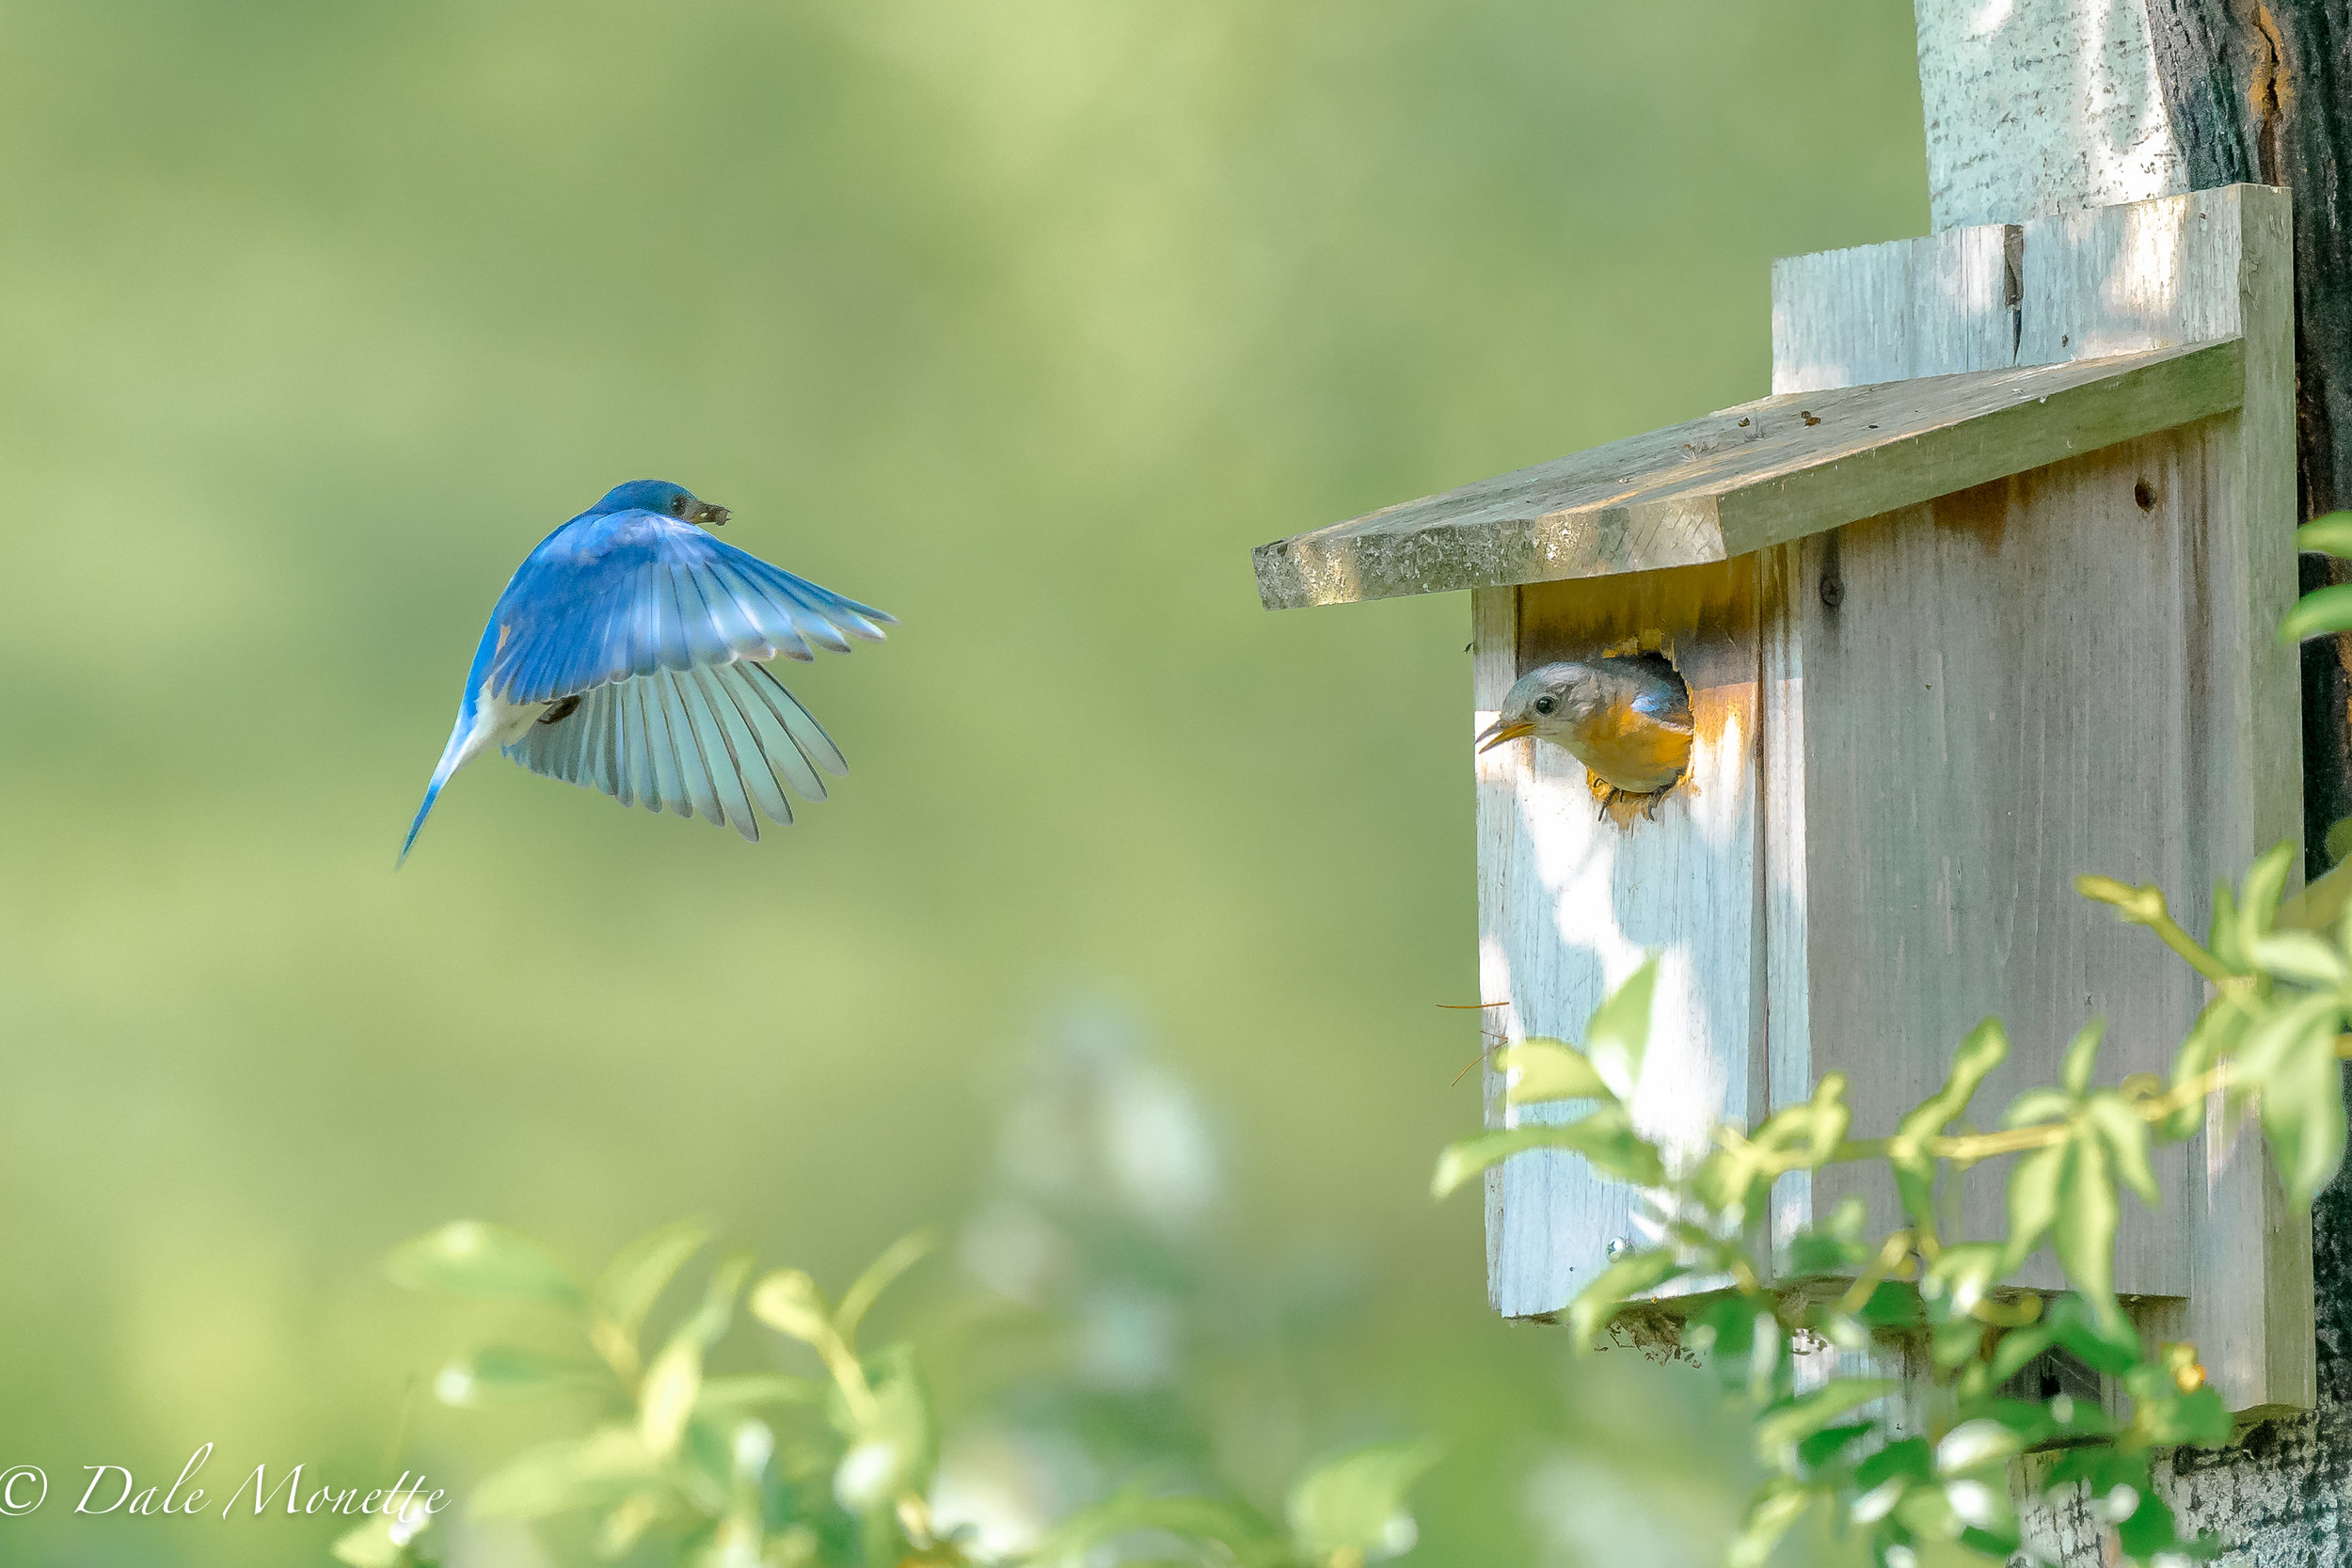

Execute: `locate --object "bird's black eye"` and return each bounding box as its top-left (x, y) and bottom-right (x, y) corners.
top-left (670, 495), bottom-right (689, 517)
top-left (1533, 695), bottom-right (1556, 715)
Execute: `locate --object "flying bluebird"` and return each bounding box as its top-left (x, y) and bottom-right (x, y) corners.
top-left (1475, 653), bottom-right (1692, 817)
top-left (400, 479), bottom-right (894, 863)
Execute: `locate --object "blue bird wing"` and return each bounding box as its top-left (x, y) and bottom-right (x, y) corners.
top-left (485, 511), bottom-right (895, 707)
top-left (501, 660), bottom-right (849, 843)
top-left (1628, 682), bottom-right (1692, 731)
top-left (1604, 653), bottom-right (1692, 731)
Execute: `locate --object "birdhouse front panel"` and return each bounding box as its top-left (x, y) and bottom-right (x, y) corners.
top-left (1473, 559), bottom-right (1767, 1318)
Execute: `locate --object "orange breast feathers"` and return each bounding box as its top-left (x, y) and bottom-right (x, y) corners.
top-left (1564, 689), bottom-right (1693, 795)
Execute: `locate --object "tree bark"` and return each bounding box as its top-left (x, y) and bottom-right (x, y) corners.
top-left (2143, 3), bottom-right (2352, 901)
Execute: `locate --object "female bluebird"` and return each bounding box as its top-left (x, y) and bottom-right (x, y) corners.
top-left (1476, 654), bottom-right (1692, 816)
top-left (400, 479), bottom-right (894, 863)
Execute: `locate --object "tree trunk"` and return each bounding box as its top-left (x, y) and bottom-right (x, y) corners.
top-left (2144, 2), bottom-right (2352, 896)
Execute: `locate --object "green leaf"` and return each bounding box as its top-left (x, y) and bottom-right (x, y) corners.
top-left (2045, 1295), bottom-right (2142, 1376)
top-left (2002, 1140), bottom-right (2068, 1272)
top-left (2282, 582), bottom-right (2352, 641)
top-left (2075, 874), bottom-right (2166, 925)
top-left (1795, 1421), bottom-right (1876, 1474)
top-left (1755, 1381), bottom-right (1895, 1459)
top-left (593, 1495), bottom-right (661, 1560)
top-left (1688, 1296), bottom-right (1761, 1391)
top-left (1985, 1326), bottom-right (2056, 1386)
top-left (1852, 1436), bottom-right (1933, 1492)
top-left (1935, 1418), bottom-right (2025, 1473)
top-left (2250, 929), bottom-right (2350, 987)
top-left (469, 1426), bottom-right (660, 1520)
top-left (693, 1373), bottom-right (822, 1418)
top-left (1931, 1312), bottom-right (1985, 1370)
top-left (2052, 1132), bottom-right (2122, 1326)
top-left (330, 1515), bottom-right (417, 1568)
top-left (1855, 1282), bottom-right (1918, 1328)
top-left (2061, 1018), bottom-right (2106, 1096)
top-left (2112, 1481), bottom-right (2185, 1560)
top-left (1893, 1021), bottom-right (2009, 1225)
top-left (433, 1345), bottom-right (603, 1407)
top-left (1582, 957), bottom-right (1660, 1102)
top-left (639, 1251), bottom-right (751, 1458)
top-left (1783, 1196), bottom-right (1870, 1278)
top-left (1493, 1037), bottom-right (1614, 1105)
top-left (2167, 1000), bottom-right (2246, 1138)
top-left (637, 1338), bottom-right (704, 1459)
top-left (2004, 1086), bottom-right (2076, 1128)
top-left (834, 1227), bottom-right (938, 1346)
top-left (1029, 1488), bottom-right (1288, 1568)
top-left (591, 1220), bottom-right (710, 1344)
top-left (748, 1269), bottom-right (832, 1342)
top-left (2132, 1379), bottom-right (2232, 1449)
top-left (2210, 883), bottom-right (2248, 973)
top-left (2262, 1024), bottom-right (2350, 1208)
top-left (386, 1222), bottom-right (583, 1308)
top-left (827, 1343), bottom-right (933, 1510)
top-left (1920, 1241), bottom-right (2004, 1319)
top-left (1430, 1106), bottom-right (1664, 1198)
top-left (2237, 840), bottom-right (2298, 959)
top-left (2085, 1095), bottom-right (2161, 1210)
top-left (1565, 1248), bottom-right (1684, 1350)
top-left (2329, 816), bottom-right (2352, 865)
top-left (1726, 1481), bottom-right (1816, 1568)
top-left (2233, 989), bottom-right (2343, 1087)
top-left (2296, 512), bottom-right (2352, 557)
top-left (1285, 1439), bottom-right (1443, 1559)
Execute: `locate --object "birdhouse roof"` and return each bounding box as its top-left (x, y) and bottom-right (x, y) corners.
top-left (1252, 337), bottom-right (2242, 610)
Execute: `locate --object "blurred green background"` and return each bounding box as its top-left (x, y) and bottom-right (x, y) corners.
top-left (0, 2), bottom-right (1927, 1562)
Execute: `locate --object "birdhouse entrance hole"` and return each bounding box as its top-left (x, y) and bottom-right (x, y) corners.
top-left (1573, 646), bottom-right (1692, 824)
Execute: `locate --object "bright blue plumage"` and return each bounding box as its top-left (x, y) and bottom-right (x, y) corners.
top-left (400, 480), bottom-right (893, 863)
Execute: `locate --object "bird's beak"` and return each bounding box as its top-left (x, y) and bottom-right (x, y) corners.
top-left (1476, 718), bottom-right (1535, 753)
top-left (693, 501), bottom-right (730, 527)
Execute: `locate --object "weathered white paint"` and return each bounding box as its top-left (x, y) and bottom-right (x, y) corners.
top-left (1475, 563), bottom-right (1763, 1320)
top-left (1915, 0), bottom-right (2186, 230)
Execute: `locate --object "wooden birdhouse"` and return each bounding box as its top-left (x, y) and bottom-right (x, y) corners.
top-left (1254, 185), bottom-right (2312, 1416)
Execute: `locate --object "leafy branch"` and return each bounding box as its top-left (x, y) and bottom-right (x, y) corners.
top-left (355, 1219), bottom-right (1439, 1568)
top-left (1434, 837), bottom-right (2352, 1567)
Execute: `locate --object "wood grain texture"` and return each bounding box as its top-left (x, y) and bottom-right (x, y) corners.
top-left (1788, 447), bottom-right (2207, 1300)
top-left (1255, 341), bottom-right (2244, 610)
top-left (1914, 0), bottom-right (2186, 230)
top-left (1772, 224), bottom-right (2021, 396)
top-left (1770, 184), bottom-right (2309, 1413)
top-left (1475, 564), bottom-right (1762, 1319)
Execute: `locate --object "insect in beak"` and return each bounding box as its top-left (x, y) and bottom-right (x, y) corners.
top-left (1476, 718), bottom-right (1535, 753)
top-left (692, 501), bottom-right (731, 527)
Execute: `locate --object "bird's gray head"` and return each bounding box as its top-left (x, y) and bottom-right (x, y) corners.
top-left (1477, 661), bottom-right (1606, 752)
top-left (595, 479), bottom-right (730, 528)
